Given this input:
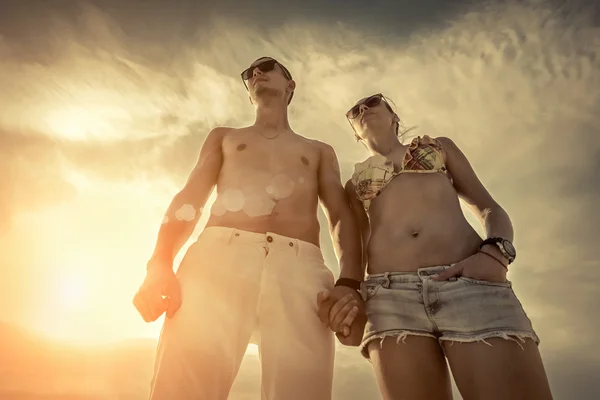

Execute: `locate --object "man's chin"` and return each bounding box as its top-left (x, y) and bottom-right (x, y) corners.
top-left (254, 86), bottom-right (281, 98)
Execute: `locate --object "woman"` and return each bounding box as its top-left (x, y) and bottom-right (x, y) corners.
top-left (324, 94), bottom-right (553, 399)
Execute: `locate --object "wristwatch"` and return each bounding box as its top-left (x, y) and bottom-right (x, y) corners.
top-left (479, 237), bottom-right (516, 264)
top-left (335, 278), bottom-right (362, 291)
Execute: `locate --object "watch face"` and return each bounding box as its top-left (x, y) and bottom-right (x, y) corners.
top-left (502, 240), bottom-right (516, 257)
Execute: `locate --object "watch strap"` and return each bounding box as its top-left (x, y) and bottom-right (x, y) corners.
top-left (479, 237), bottom-right (515, 264)
top-left (479, 237), bottom-right (502, 249)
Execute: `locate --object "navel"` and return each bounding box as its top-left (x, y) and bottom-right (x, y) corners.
top-left (301, 156), bottom-right (309, 166)
top-left (237, 144), bottom-right (247, 151)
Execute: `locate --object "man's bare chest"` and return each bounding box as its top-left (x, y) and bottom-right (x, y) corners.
top-left (222, 137), bottom-right (319, 175)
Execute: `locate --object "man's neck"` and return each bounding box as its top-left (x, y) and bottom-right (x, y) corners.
top-left (366, 131), bottom-right (403, 156)
top-left (254, 101), bottom-right (291, 132)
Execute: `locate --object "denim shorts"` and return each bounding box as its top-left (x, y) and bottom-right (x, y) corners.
top-left (359, 265), bottom-right (539, 359)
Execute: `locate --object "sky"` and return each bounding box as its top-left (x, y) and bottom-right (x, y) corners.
top-left (0, 0), bottom-right (599, 398)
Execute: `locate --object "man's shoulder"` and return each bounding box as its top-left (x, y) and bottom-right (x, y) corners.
top-left (204, 126), bottom-right (249, 145)
top-left (209, 126), bottom-right (237, 137)
top-left (297, 136), bottom-right (335, 155)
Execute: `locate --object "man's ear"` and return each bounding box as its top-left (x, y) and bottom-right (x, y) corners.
top-left (393, 113), bottom-right (400, 122)
top-left (288, 79), bottom-right (296, 93)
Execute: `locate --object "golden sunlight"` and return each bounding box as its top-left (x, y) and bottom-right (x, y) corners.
top-left (34, 258), bottom-right (106, 344)
top-left (56, 272), bottom-right (89, 311)
top-left (246, 344), bottom-right (259, 355)
top-left (45, 105), bottom-right (128, 141)
top-left (22, 187), bottom-right (218, 346)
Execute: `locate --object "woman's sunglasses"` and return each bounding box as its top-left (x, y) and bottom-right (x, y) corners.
top-left (346, 93), bottom-right (391, 119)
top-left (240, 58), bottom-right (293, 88)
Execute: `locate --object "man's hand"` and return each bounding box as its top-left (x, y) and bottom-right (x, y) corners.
top-left (433, 251), bottom-right (507, 283)
top-left (133, 265), bottom-right (182, 322)
top-left (336, 314), bottom-right (366, 346)
top-left (317, 286), bottom-right (366, 346)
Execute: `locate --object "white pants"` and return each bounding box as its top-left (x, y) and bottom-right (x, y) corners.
top-left (149, 227), bottom-right (335, 400)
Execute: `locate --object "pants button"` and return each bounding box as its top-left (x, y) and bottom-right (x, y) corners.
top-left (289, 242), bottom-right (294, 247)
top-left (266, 236), bottom-right (273, 243)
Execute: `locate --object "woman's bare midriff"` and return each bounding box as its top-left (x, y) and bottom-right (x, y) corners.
top-left (365, 173), bottom-right (482, 274)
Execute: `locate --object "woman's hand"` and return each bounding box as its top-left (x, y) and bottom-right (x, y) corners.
top-left (432, 251), bottom-right (507, 283)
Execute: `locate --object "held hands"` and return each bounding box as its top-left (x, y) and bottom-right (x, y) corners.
top-left (317, 286), bottom-right (367, 346)
top-left (132, 264), bottom-right (182, 322)
top-left (433, 251), bottom-right (507, 283)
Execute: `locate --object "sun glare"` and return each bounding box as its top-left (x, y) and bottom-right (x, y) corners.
top-left (57, 273), bottom-right (88, 310)
top-left (246, 344), bottom-right (259, 355)
top-left (34, 268), bottom-right (102, 344)
top-left (45, 105), bottom-right (128, 141)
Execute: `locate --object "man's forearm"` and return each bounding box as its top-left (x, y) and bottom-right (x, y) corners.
top-left (146, 127), bottom-right (223, 271)
top-left (331, 211), bottom-right (364, 281)
top-left (148, 193), bottom-right (203, 270)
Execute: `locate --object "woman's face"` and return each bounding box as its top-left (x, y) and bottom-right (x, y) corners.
top-left (346, 94), bottom-right (397, 141)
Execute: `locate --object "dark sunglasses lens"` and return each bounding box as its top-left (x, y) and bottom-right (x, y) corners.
top-left (242, 59), bottom-right (276, 80)
top-left (258, 59), bottom-right (276, 73)
top-left (348, 95), bottom-right (382, 118)
top-left (350, 106), bottom-right (361, 118)
top-left (365, 96), bottom-right (382, 108)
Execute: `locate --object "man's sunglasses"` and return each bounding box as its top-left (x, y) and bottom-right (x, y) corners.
top-left (240, 58), bottom-right (293, 89)
top-left (346, 93), bottom-right (391, 119)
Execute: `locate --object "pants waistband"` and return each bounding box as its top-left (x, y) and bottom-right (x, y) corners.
top-left (199, 226), bottom-right (324, 261)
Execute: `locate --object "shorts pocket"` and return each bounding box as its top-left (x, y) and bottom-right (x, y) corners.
top-left (458, 276), bottom-right (511, 288)
top-left (360, 283), bottom-right (382, 302)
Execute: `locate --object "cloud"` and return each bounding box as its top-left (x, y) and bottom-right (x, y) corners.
top-left (544, 349), bottom-right (600, 400)
top-left (0, 131), bottom-right (78, 233)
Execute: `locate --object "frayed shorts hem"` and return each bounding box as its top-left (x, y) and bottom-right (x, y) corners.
top-left (360, 329), bottom-right (540, 359)
top-left (440, 329), bottom-right (540, 349)
top-left (360, 329), bottom-right (436, 359)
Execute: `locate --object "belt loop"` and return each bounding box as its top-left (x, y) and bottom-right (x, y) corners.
top-left (382, 272), bottom-right (391, 288)
top-left (293, 239), bottom-right (300, 256)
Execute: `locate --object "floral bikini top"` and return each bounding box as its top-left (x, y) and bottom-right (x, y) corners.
top-left (351, 135), bottom-right (453, 211)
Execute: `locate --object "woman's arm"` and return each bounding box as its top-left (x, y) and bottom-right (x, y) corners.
top-left (439, 136), bottom-right (514, 264)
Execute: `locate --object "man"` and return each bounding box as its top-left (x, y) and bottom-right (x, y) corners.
top-left (133, 57), bottom-right (366, 400)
